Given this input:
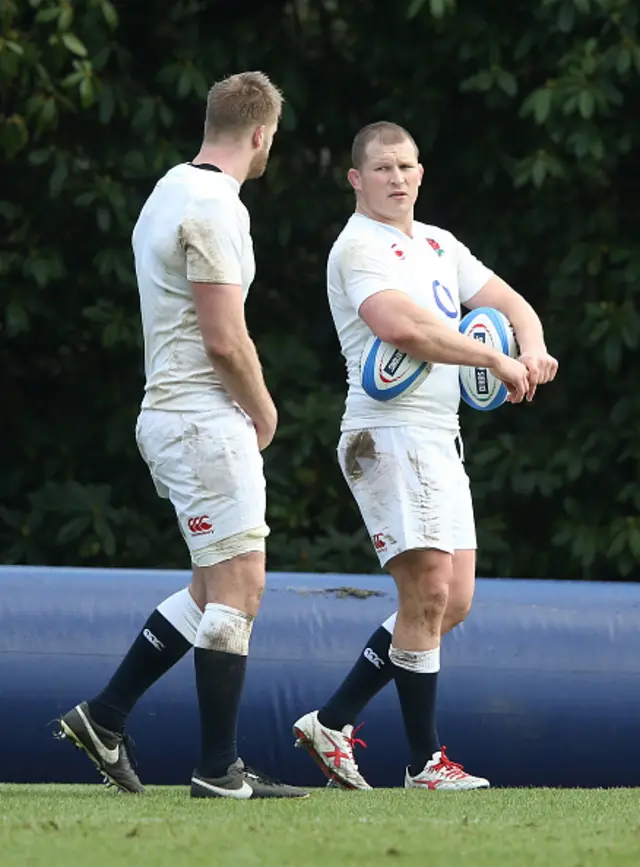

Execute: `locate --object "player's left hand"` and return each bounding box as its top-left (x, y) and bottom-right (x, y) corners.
top-left (518, 348), bottom-right (558, 401)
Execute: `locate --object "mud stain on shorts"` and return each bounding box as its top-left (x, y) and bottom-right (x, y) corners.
top-left (408, 451), bottom-right (421, 477)
top-left (344, 430), bottom-right (377, 482)
top-left (182, 420), bottom-right (240, 499)
top-left (407, 449), bottom-right (438, 538)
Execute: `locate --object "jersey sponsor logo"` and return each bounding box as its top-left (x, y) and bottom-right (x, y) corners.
top-left (372, 532), bottom-right (386, 551)
top-left (364, 647), bottom-right (384, 669)
top-left (143, 629), bottom-right (165, 651)
top-left (432, 280), bottom-right (457, 320)
top-left (187, 515), bottom-right (213, 535)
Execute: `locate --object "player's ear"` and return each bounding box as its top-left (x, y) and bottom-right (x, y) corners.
top-left (347, 167), bottom-right (361, 192)
top-left (417, 163), bottom-right (424, 185)
top-left (252, 125), bottom-right (266, 150)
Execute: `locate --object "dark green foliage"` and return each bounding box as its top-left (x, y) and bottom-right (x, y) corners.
top-left (2, 0), bottom-right (639, 578)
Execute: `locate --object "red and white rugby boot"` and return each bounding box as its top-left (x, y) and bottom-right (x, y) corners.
top-left (293, 710), bottom-right (372, 790)
top-left (405, 746), bottom-right (490, 790)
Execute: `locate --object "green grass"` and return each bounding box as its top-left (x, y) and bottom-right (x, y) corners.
top-left (1, 785), bottom-right (639, 867)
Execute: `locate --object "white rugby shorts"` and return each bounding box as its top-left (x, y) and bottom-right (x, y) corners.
top-left (135, 409), bottom-right (267, 561)
top-left (337, 426), bottom-right (476, 566)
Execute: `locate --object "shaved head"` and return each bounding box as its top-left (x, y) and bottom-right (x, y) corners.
top-left (351, 122), bottom-right (419, 169)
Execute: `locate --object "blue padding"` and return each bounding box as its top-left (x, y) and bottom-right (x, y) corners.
top-left (1, 567), bottom-right (639, 788)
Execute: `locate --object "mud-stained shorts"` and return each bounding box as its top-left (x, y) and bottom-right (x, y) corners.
top-left (338, 426), bottom-right (476, 566)
top-left (136, 409), bottom-right (267, 561)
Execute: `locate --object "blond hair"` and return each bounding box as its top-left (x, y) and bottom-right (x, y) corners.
top-left (351, 121), bottom-right (419, 169)
top-left (204, 71), bottom-right (283, 140)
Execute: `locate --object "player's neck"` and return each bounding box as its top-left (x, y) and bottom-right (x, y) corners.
top-left (190, 144), bottom-right (250, 185)
top-left (355, 204), bottom-right (414, 238)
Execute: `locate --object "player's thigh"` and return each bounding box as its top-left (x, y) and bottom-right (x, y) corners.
top-left (137, 409), bottom-right (268, 568)
top-left (337, 426), bottom-right (457, 568)
top-left (378, 476), bottom-right (475, 636)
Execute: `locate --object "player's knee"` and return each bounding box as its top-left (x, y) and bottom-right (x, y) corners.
top-left (192, 527), bottom-right (269, 615)
top-left (420, 581), bottom-right (450, 619)
top-left (195, 603), bottom-right (255, 655)
top-left (443, 597), bottom-right (472, 631)
top-left (400, 577), bottom-right (449, 623)
top-left (243, 570), bottom-right (266, 610)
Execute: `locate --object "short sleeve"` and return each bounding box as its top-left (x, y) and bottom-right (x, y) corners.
top-left (179, 199), bottom-right (244, 284)
top-left (456, 239), bottom-right (494, 303)
top-left (336, 239), bottom-right (401, 312)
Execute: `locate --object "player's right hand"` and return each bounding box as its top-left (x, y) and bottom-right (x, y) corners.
top-left (254, 404), bottom-right (278, 450)
top-left (490, 355), bottom-right (530, 404)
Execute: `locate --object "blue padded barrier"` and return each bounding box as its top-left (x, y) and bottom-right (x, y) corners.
top-left (1, 566), bottom-right (640, 788)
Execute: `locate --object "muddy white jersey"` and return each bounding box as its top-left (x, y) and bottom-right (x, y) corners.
top-left (133, 163), bottom-right (255, 412)
top-left (327, 213), bottom-right (493, 432)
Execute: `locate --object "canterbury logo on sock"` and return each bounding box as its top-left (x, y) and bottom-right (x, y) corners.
top-left (143, 629), bottom-right (165, 651)
top-left (363, 647), bottom-right (384, 669)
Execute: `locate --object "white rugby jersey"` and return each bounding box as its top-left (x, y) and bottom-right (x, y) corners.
top-left (132, 163), bottom-right (255, 412)
top-left (327, 213), bottom-right (493, 431)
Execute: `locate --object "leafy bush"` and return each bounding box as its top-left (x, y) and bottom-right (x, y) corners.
top-left (2, 0), bottom-right (639, 579)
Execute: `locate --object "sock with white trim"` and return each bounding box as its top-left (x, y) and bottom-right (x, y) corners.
top-left (318, 625), bottom-right (394, 730)
top-left (88, 587), bottom-right (202, 733)
top-left (390, 644), bottom-right (441, 776)
top-left (194, 603), bottom-right (254, 779)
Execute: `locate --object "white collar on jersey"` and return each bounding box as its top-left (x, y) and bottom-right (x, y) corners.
top-left (350, 211), bottom-right (417, 240)
top-left (184, 162), bottom-right (241, 194)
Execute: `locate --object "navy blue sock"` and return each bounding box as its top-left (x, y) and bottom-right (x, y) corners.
top-left (88, 610), bottom-right (192, 733)
top-left (318, 626), bottom-right (394, 730)
top-left (393, 666), bottom-right (440, 776)
top-left (194, 648), bottom-right (247, 779)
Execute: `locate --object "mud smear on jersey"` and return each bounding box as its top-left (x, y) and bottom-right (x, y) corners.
top-left (344, 430), bottom-right (377, 482)
top-left (179, 218), bottom-right (227, 282)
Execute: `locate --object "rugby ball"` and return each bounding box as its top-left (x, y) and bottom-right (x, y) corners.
top-left (360, 335), bottom-right (432, 402)
top-left (459, 307), bottom-right (518, 411)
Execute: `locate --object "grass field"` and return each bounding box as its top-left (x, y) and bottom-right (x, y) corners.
top-left (1, 785), bottom-right (638, 867)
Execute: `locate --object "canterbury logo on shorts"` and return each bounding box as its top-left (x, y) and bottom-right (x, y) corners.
top-left (187, 515), bottom-right (213, 535)
top-left (371, 533), bottom-right (386, 551)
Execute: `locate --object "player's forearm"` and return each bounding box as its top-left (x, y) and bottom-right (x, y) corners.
top-left (506, 302), bottom-right (545, 354)
top-left (486, 281), bottom-right (546, 353)
top-left (207, 338), bottom-right (275, 422)
top-left (394, 313), bottom-right (502, 368)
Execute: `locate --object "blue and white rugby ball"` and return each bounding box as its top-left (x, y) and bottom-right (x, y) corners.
top-left (459, 307), bottom-right (518, 411)
top-left (361, 335), bottom-right (432, 402)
